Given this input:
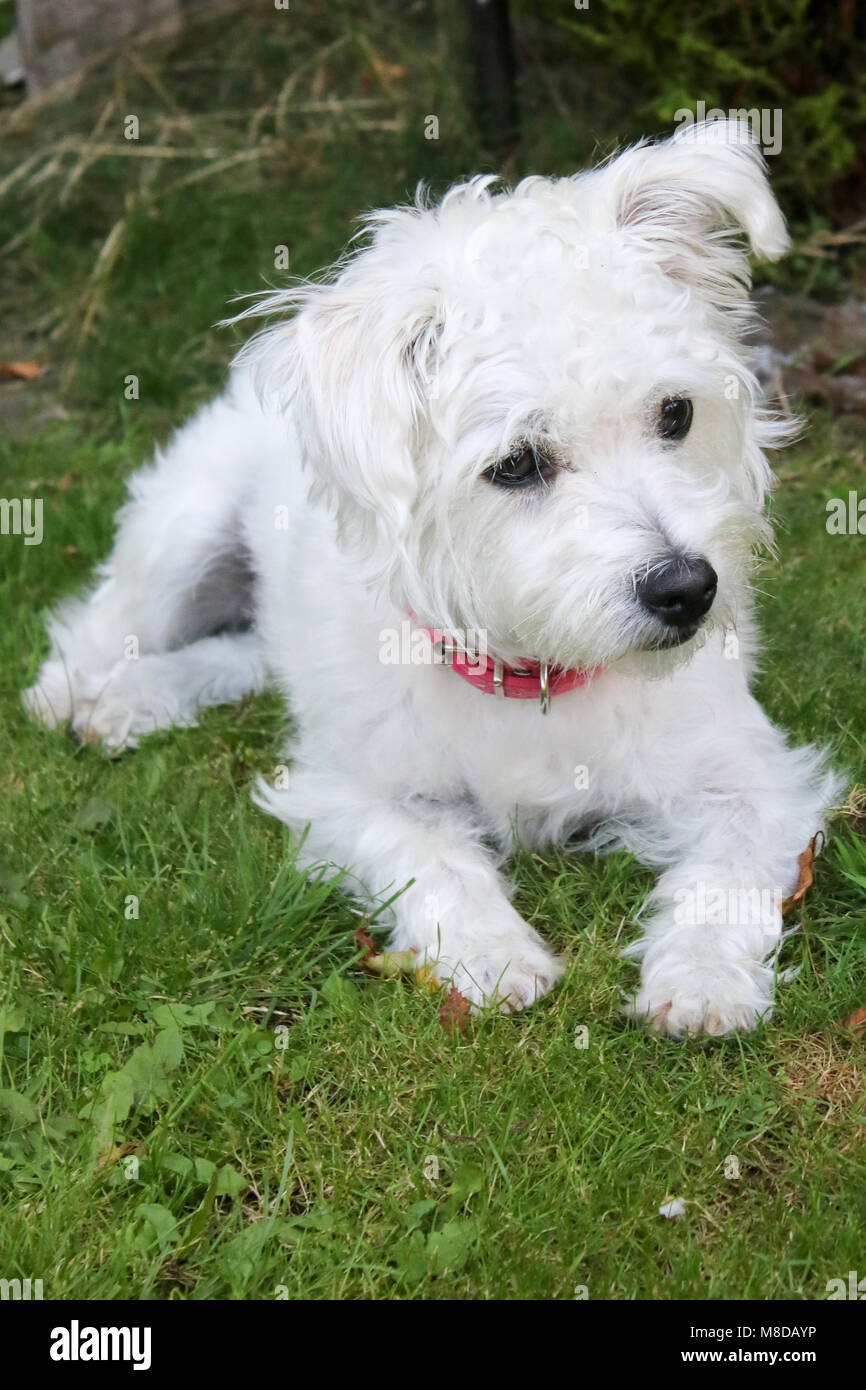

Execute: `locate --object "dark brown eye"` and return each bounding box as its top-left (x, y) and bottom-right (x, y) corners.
top-left (484, 443), bottom-right (555, 490)
top-left (658, 397), bottom-right (693, 442)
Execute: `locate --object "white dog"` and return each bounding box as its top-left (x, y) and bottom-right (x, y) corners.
top-left (26, 120), bottom-right (841, 1035)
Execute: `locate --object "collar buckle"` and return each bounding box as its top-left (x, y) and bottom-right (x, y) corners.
top-left (539, 662), bottom-right (550, 714)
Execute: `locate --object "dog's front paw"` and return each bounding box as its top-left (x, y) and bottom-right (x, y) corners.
top-left (420, 935), bottom-right (565, 1013)
top-left (628, 964), bottom-right (772, 1038)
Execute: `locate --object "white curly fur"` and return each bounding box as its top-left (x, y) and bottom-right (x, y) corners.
top-left (25, 121), bottom-right (841, 1033)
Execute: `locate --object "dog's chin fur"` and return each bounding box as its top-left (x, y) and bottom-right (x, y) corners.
top-left (611, 630), bottom-right (705, 679)
top-left (25, 119), bottom-right (842, 1037)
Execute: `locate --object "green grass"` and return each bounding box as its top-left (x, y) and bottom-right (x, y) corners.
top-left (1, 3), bottom-right (865, 1302)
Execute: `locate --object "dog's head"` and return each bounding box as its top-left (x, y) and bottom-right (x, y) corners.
top-left (244, 119), bottom-right (792, 672)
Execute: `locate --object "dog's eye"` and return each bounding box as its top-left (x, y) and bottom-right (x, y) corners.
top-left (484, 444), bottom-right (555, 489)
top-left (657, 397), bottom-right (693, 442)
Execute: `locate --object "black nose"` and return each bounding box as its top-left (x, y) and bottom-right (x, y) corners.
top-left (636, 555), bottom-right (718, 628)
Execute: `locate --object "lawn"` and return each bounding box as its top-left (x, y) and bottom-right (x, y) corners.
top-left (1, 2), bottom-right (865, 1301)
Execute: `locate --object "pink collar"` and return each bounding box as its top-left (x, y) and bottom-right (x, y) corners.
top-left (410, 613), bottom-right (602, 714)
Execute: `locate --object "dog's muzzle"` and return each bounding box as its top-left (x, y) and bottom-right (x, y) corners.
top-left (636, 554), bottom-right (718, 645)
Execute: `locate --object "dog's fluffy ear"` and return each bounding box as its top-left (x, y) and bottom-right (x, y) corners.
top-left (605, 118), bottom-right (788, 305)
top-left (239, 211), bottom-right (440, 570)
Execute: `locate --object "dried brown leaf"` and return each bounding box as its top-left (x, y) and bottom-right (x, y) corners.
top-left (0, 360), bottom-right (40, 381)
top-left (95, 1139), bottom-right (147, 1170)
top-left (781, 834), bottom-right (821, 915)
top-left (439, 984), bottom-right (470, 1035)
top-left (353, 925), bottom-right (376, 959)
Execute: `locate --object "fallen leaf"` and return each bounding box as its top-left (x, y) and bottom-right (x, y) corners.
top-left (356, 935), bottom-right (440, 995)
top-left (837, 1006), bottom-right (866, 1034)
top-left (414, 963), bottom-right (440, 995)
top-left (353, 925), bottom-right (376, 959)
top-left (362, 49), bottom-right (407, 90)
top-left (439, 984), bottom-right (470, 1035)
top-left (95, 1139), bottom-right (147, 1170)
top-left (0, 360), bottom-right (40, 380)
top-left (781, 834), bottom-right (821, 914)
top-left (363, 950), bottom-right (418, 979)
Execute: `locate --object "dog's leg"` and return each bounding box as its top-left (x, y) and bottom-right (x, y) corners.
top-left (25, 385), bottom-right (269, 737)
top-left (255, 768), bottom-right (564, 1011)
top-left (50, 631), bottom-right (266, 750)
top-left (626, 719), bottom-right (841, 1037)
